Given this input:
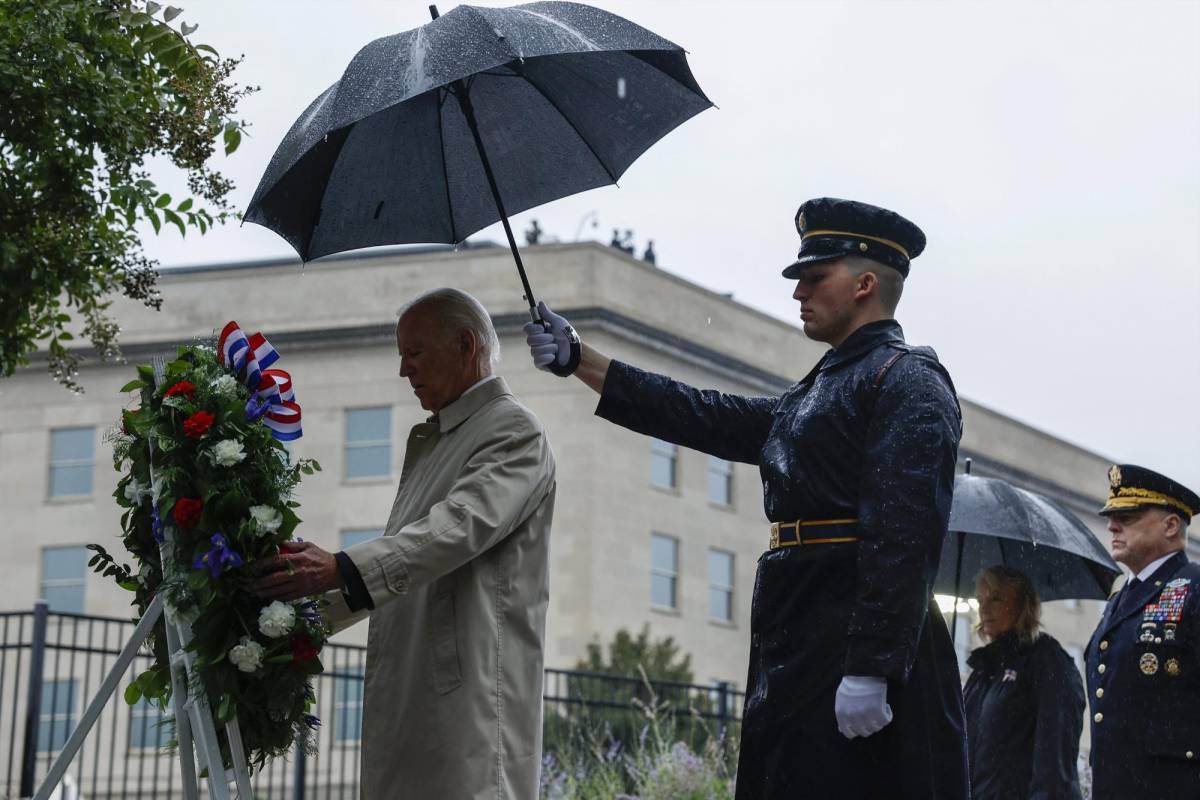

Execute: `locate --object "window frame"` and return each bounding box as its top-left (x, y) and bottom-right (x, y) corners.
top-left (47, 426), bottom-right (95, 499)
top-left (707, 548), bottom-right (735, 623)
top-left (37, 678), bottom-right (77, 753)
top-left (343, 406), bottom-right (393, 481)
top-left (40, 545), bottom-right (89, 614)
top-left (706, 456), bottom-right (734, 507)
top-left (333, 667), bottom-right (365, 744)
top-left (650, 532), bottom-right (680, 611)
top-left (649, 438), bottom-right (678, 490)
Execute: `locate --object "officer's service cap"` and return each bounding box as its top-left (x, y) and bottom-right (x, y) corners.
top-left (1100, 464), bottom-right (1200, 521)
top-left (782, 198), bottom-right (926, 279)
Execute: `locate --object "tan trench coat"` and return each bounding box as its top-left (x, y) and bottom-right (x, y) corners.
top-left (323, 377), bottom-right (556, 799)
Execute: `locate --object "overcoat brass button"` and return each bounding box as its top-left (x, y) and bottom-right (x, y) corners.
top-left (1099, 641), bottom-right (1109, 651)
top-left (1094, 712), bottom-right (1104, 723)
top-left (1095, 688), bottom-right (1104, 698)
top-left (1187, 751), bottom-right (1195, 760)
top-left (858, 242), bottom-right (868, 252)
top-left (1098, 664), bottom-right (1106, 674)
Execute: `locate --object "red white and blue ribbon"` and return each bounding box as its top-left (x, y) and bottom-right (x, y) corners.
top-left (218, 321), bottom-right (303, 441)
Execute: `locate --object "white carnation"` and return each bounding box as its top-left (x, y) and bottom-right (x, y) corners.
top-left (208, 439), bottom-right (246, 467)
top-left (249, 505), bottom-right (282, 534)
top-left (229, 636), bottom-right (265, 673)
top-left (258, 601), bottom-right (296, 638)
top-left (123, 477), bottom-right (149, 504)
top-left (210, 374), bottom-right (239, 398)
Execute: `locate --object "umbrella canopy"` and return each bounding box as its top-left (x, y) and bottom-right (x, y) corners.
top-left (937, 472), bottom-right (1121, 603)
top-left (244, 1), bottom-right (712, 267)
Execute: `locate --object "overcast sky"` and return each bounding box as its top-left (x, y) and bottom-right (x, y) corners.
top-left (137, 0), bottom-right (1200, 495)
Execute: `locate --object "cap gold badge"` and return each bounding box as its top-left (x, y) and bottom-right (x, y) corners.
top-left (1109, 465), bottom-right (1122, 488)
top-left (797, 212), bottom-right (806, 231)
top-left (1140, 652), bottom-right (1159, 675)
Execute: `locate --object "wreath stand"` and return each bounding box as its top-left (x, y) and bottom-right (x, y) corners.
top-left (32, 357), bottom-right (254, 800)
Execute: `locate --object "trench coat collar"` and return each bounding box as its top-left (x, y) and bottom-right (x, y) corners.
top-left (431, 376), bottom-right (511, 433)
top-left (1097, 549), bottom-right (1189, 638)
top-left (819, 319), bottom-right (905, 372)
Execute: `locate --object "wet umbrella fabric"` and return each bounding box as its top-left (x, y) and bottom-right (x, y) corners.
top-left (244, 1), bottom-right (711, 280)
top-left (937, 474), bottom-right (1120, 608)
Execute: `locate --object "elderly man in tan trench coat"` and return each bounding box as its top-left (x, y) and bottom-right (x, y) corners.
top-left (254, 288), bottom-right (556, 799)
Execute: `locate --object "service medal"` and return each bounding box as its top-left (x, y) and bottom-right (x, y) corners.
top-left (1166, 658), bottom-right (1181, 677)
top-left (1140, 652), bottom-right (1159, 675)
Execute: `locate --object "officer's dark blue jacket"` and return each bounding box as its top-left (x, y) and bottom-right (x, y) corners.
top-left (596, 319), bottom-right (970, 799)
top-left (964, 631), bottom-right (1085, 800)
top-left (1086, 550), bottom-right (1200, 799)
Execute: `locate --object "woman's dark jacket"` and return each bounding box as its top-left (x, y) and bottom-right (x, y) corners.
top-left (963, 631), bottom-right (1085, 800)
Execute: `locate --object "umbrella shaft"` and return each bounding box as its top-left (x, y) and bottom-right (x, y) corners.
top-left (452, 84), bottom-right (540, 320)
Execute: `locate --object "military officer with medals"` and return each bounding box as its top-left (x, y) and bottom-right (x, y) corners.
top-left (1086, 464), bottom-right (1200, 799)
top-left (524, 198), bottom-right (970, 798)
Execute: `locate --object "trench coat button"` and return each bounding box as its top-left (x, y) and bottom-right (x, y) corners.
top-left (1100, 640), bottom-right (1109, 651)
top-left (1094, 712), bottom-right (1104, 723)
top-left (1156, 580), bottom-right (1163, 587)
top-left (1098, 664), bottom-right (1106, 674)
top-left (1095, 688), bottom-right (1104, 698)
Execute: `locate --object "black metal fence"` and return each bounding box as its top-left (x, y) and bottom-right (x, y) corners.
top-left (1, 606), bottom-right (742, 799)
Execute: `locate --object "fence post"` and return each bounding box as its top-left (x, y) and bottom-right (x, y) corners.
top-left (20, 601), bottom-right (50, 798)
top-left (714, 680), bottom-right (730, 742)
top-left (292, 733), bottom-right (307, 800)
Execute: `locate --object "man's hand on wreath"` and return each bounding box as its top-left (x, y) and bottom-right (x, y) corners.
top-left (252, 541), bottom-right (342, 601)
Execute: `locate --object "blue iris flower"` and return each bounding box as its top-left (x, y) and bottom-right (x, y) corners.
top-left (303, 714), bottom-right (322, 729)
top-left (151, 505), bottom-right (164, 545)
top-left (245, 394), bottom-right (272, 423)
top-left (192, 533), bottom-right (244, 578)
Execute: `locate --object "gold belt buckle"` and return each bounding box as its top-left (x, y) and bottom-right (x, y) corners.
top-left (769, 520), bottom-right (802, 549)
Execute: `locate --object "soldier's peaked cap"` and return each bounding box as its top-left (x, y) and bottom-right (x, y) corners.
top-left (782, 198), bottom-right (926, 279)
top-left (1100, 464), bottom-right (1199, 521)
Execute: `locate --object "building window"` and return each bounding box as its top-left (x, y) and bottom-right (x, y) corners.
top-left (334, 667), bottom-right (365, 743)
top-left (344, 407), bottom-right (391, 479)
top-left (340, 528), bottom-right (384, 550)
top-left (650, 438), bottom-right (677, 489)
top-left (708, 549), bottom-right (734, 622)
top-left (38, 679), bottom-right (77, 752)
top-left (650, 533), bottom-right (679, 610)
top-left (40, 546), bottom-right (89, 613)
top-left (707, 457), bottom-right (733, 506)
top-left (129, 698), bottom-right (172, 749)
top-left (48, 427), bottom-right (94, 497)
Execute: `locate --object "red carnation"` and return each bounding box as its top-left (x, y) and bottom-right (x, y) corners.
top-left (165, 381), bottom-right (197, 399)
top-left (182, 410), bottom-right (214, 439)
top-left (291, 633), bottom-right (319, 662)
top-left (173, 497), bottom-right (203, 529)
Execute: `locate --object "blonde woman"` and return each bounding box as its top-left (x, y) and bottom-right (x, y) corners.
top-left (963, 566), bottom-right (1085, 800)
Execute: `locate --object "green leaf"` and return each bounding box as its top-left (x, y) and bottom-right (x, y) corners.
top-left (146, 208), bottom-right (161, 235)
top-left (124, 683), bottom-right (143, 705)
top-left (176, 198), bottom-right (193, 212)
top-left (223, 126), bottom-right (242, 156)
top-left (163, 209), bottom-right (186, 237)
top-left (118, 580), bottom-right (141, 592)
top-left (163, 5), bottom-right (183, 22)
top-left (154, 193), bottom-right (172, 208)
top-left (120, 378), bottom-right (145, 393)
top-left (146, 1), bottom-right (162, 15)
top-left (180, 21), bottom-right (198, 36)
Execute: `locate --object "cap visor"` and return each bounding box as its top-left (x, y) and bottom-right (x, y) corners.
top-left (781, 252), bottom-right (843, 279)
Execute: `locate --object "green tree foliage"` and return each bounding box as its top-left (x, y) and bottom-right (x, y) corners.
top-left (576, 624), bottom-right (695, 684)
top-left (0, 0), bottom-right (255, 390)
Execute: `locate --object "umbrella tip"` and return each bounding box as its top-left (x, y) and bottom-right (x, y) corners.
top-left (964, 457), bottom-right (972, 475)
top-left (429, 4), bottom-right (439, 19)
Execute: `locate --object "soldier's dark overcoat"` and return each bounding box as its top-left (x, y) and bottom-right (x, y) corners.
top-left (595, 320), bottom-right (970, 799)
top-left (1086, 550), bottom-right (1200, 800)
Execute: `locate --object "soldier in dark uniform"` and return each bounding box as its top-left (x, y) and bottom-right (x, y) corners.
top-left (1086, 465), bottom-right (1200, 800)
top-left (524, 198), bottom-right (970, 798)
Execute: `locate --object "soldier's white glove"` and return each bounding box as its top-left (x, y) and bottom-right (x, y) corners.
top-left (834, 675), bottom-right (893, 738)
top-left (523, 301), bottom-right (578, 374)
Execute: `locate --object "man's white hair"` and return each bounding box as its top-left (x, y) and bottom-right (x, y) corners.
top-left (397, 288), bottom-right (501, 368)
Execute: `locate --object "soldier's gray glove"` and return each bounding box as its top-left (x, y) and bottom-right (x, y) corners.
top-left (523, 301), bottom-right (580, 377)
top-left (834, 675), bottom-right (893, 738)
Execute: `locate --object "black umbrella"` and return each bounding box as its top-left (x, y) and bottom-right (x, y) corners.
top-left (939, 461), bottom-right (1120, 640)
top-left (245, 2), bottom-right (712, 333)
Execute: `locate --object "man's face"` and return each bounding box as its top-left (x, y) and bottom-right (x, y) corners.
top-left (1106, 508), bottom-right (1179, 572)
top-left (395, 306), bottom-right (471, 412)
top-left (791, 259), bottom-right (862, 345)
